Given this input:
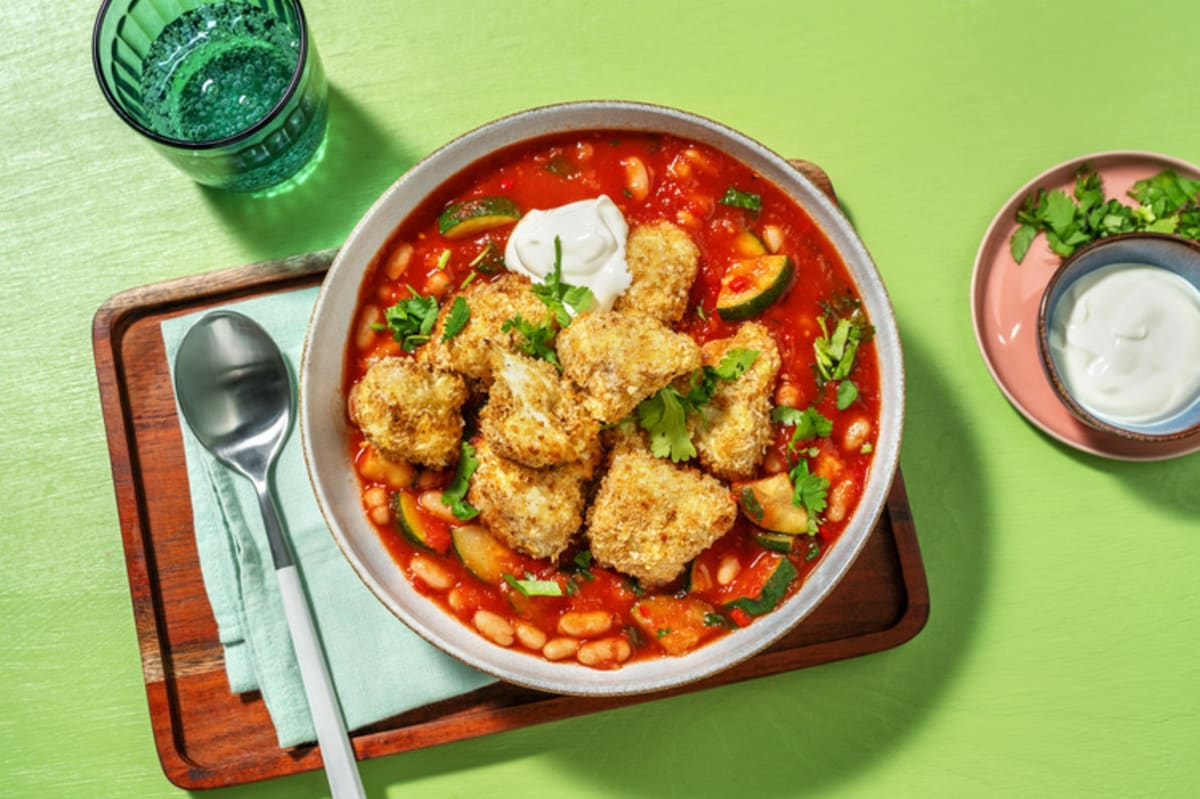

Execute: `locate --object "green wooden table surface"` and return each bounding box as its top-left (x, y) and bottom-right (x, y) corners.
top-left (3, 1), bottom-right (1198, 796)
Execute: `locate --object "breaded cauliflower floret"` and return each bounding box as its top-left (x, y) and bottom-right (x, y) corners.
top-left (585, 441), bottom-right (736, 587)
top-left (613, 222), bottom-right (700, 324)
top-left (692, 322), bottom-right (782, 481)
top-left (421, 274), bottom-right (547, 384)
top-left (557, 310), bottom-right (702, 424)
top-left (348, 356), bottom-right (467, 469)
top-left (467, 437), bottom-right (599, 560)
top-left (478, 351), bottom-right (600, 468)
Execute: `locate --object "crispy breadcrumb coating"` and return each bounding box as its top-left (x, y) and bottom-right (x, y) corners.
top-left (692, 322), bottom-right (782, 481)
top-left (467, 437), bottom-right (600, 560)
top-left (557, 310), bottom-right (702, 423)
top-left (585, 440), bottom-right (736, 587)
top-left (613, 221), bottom-right (701, 324)
top-left (478, 351), bottom-right (600, 468)
top-left (421, 274), bottom-right (548, 384)
top-left (348, 356), bottom-right (467, 469)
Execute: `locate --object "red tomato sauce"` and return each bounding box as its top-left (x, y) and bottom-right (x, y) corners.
top-left (344, 131), bottom-right (880, 668)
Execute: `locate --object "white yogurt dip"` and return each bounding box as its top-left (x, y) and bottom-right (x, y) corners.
top-left (1050, 263), bottom-right (1200, 424)
top-left (504, 195), bottom-right (631, 312)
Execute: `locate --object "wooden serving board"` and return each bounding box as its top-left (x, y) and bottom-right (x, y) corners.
top-left (91, 161), bottom-right (929, 790)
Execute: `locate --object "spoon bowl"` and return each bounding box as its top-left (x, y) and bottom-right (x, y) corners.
top-left (174, 311), bottom-right (293, 479)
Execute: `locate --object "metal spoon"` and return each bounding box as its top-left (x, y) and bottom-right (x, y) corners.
top-left (173, 310), bottom-right (365, 799)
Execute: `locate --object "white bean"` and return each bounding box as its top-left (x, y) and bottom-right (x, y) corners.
top-left (411, 555), bottom-right (453, 591)
top-left (577, 637), bottom-right (632, 667)
top-left (542, 637), bottom-right (580, 661)
top-left (827, 479), bottom-right (856, 523)
top-left (473, 610), bottom-right (515, 647)
top-left (843, 418), bottom-right (872, 452)
top-left (716, 554), bottom-right (741, 586)
top-left (514, 621), bottom-right (547, 651)
top-left (558, 611), bottom-right (613, 638)
top-left (418, 490), bottom-right (459, 523)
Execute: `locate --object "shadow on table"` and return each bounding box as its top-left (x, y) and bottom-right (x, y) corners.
top-left (1055, 437), bottom-right (1200, 522)
top-left (198, 85), bottom-right (420, 261)
top-left (346, 319), bottom-right (991, 799)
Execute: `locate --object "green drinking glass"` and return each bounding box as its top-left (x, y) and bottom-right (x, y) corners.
top-left (93, 0), bottom-right (329, 194)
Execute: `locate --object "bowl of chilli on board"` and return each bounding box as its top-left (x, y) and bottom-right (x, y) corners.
top-left (300, 101), bottom-right (904, 695)
top-left (1038, 232), bottom-right (1200, 443)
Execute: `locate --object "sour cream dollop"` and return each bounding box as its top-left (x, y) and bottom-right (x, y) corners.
top-left (1050, 263), bottom-right (1200, 425)
top-left (504, 195), bottom-right (631, 311)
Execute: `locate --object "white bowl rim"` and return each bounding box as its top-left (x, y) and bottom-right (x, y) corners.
top-left (300, 99), bottom-right (905, 696)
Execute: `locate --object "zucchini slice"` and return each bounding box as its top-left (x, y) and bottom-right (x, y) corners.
top-left (716, 254), bottom-right (793, 321)
top-left (392, 491), bottom-right (451, 554)
top-left (732, 229), bottom-right (768, 258)
top-left (438, 196), bottom-right (521, 239)
top-left (724, 555), bottom-right (797, 617)
top-left (753, 532), bottom-right (794, 553)
top-left (451, 524), bottom-right (520, 585)
top-left (733, 473), bottom-right (809, 535)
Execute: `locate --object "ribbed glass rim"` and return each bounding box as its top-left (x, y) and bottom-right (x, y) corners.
top-left (91, 0), bottom-right (310, 150)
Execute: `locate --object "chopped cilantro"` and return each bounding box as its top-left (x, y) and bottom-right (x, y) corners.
top-left (625, 577), bottom-right (645, 597)
top-left (836, 379), bottom-right (859, 410)
top-left (788, 460), bottom-right (829, 535)
top-left (435, 249), bottom-right (451, 270)
top-left (441, 296), bottom-right (470, 342)
top-left (571, 549), bottom-right (595, 580)
top-left (532, 236), bottom-right (595, 325)
top-left (656, 628), bottom-right (672, 639)
top-left (812, 295), bottom-right (872, 388)
top-left (441, 441), bottom-right (480, 521)
top-left (502, 314), bottom-right (560, 370)
top-left (636, 349), bottom-right (760, 462)
top-left (1011, 167), bottom-right (1200, 263)
top-left (380, 290), bottom-right (439, 352)
top-left (638, 386), bottom-right (695, 461)
top-left (695, 305), bottom-right (708, 321)
top-left (805, 540), bottom-right (821, 562)
top-left (771, 405), bottom-right (832, 454)
top-left (703, 612), bottom-right (735, 628)
top-left (719, 186), bottom-right (762, 212)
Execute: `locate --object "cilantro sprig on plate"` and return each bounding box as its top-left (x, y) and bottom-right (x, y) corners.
top-left (1011, 167), bottom-right (1200, 264)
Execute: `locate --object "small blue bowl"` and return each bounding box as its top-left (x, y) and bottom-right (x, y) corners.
top-left (1038, 232), bottom-right (1200, 443)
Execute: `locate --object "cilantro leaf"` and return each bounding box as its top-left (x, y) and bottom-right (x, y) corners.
top-left (441, 296), bottom-right (470, 342)
top-left (635, 349), bottom-right (759, 462)
top-left (812, 294), bottom-right (872, 388)
top-left (1010, 224), bottom-right (1037, 263)
top-left (718, 187), bottom-right (762, 212)
top-left (771, 404), bottom-right (833, 454)
top-left (788, 460), bottom-right (829, 535)
top-left (381, 290), bottom-right (439, 352)
top-left (1010, 167), bottom-right (1200, 264)
top-left (836, 379), bottom-right (859, 410)
top-left (502, 314), bottom-right (560, 370)
top-left (637, 386), bottom-right (695, 462)
top-left (532, 236), bottom-right (595, 325)
top-left (441, 442), bottom-right (480, 521)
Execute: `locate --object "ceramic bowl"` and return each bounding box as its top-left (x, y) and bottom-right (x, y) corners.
top-left (299, 101), bottom-right (905, 695)
top-left (1038, 232), bottom-right (1200, 443)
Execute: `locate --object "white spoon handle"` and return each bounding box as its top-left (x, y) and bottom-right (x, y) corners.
top-left (276, 564), bottom-right (366, 798)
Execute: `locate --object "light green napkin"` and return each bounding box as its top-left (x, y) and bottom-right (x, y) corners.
top-left (161, 287), bottom-right (495, 748)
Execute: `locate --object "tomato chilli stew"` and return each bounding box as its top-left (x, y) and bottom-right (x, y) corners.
top-left (343, 131), bottom-right (880, 670)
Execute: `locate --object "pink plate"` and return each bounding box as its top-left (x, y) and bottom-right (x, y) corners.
top-left (971, 150), bottom-right (1200, 461)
